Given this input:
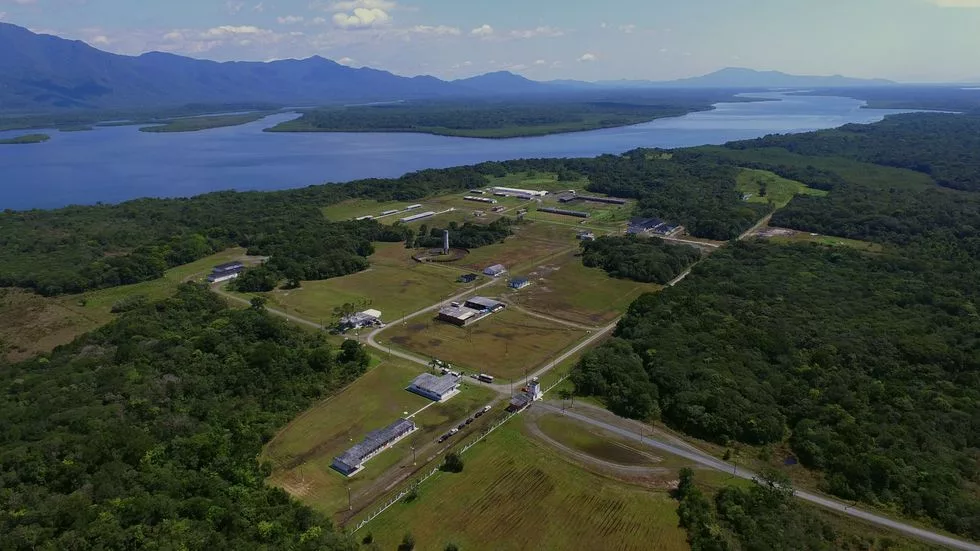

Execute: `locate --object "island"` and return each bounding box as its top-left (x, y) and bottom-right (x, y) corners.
top-left (138, 112), bottom-right (274, 133)
top-left (0, 133), bottom-right (50, 144)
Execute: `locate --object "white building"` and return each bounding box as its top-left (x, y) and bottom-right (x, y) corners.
top-left (407, 373), bottom-right (462, 402)
top-left (332, 419), bottom-right (417, 476)
top-left (491, 186), bottom-right (549, 198)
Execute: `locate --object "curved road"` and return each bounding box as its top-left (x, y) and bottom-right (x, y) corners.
top-left (537, 402), bottom-right (980, 551)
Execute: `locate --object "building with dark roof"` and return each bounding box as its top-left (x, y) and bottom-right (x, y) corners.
top-left (207, 261), bottom-right (245, 283)
top-left (483, 264), bottom-right (507, 277)
top-left (464, 296), bottom-right (505, 312)
top-left (407, 373), bottom-right (461, 402)
top-left (438, 306), bottom-right (479, 326)
top-left (332, 418), bottom-right (417, 476)
top-left (627, 217), bottom-right (665, 235)
top-left (538, 207), bottom-right (590, 218)
top-left (508, 277), bottom-right (531, 290)
top-left (458, 273), bottom-right (478, 284)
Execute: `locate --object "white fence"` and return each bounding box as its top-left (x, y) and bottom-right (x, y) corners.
top-left (351, 411), bottom-right (517, 533)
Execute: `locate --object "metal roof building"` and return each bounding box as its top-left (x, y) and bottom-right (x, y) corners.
top-left (332, 418), bottom-right (417, 476)
top-left (484, 264), bottom-right (507, 277)
top-left (509, 277), bottom-right (531, 290)
top-left (438, 306), bottom-right (479, 326)
top-left (407, 373), bottom-right (461, 402)
top-left (464, 296), bottom-right (505, 312)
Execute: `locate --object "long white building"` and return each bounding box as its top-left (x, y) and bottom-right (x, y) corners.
top-left (491, 186), bottom-right (548, 198)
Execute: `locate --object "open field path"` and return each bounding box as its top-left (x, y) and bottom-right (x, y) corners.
top-left (535, 402), bottom-right (980, 551)
top-left (497, 299), bottom-right (600, 331)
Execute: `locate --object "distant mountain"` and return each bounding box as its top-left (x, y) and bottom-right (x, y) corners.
top-left (453, 71), bottom-right (549, 94)
top-left (0, 22), bottom-right (470, 111)
top-left (668, 67), bottom-right (895, 88)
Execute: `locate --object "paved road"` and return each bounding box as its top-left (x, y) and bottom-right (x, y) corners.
top-left (536, 402), bottom-right (980, 551)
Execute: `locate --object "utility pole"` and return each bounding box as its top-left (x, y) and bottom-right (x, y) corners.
top-left (412, 444), bottom-right (417, 465)
top-left (347, 486), bottom-right (352, 511)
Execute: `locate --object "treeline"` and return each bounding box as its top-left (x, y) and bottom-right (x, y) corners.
top-left (413, 218), bottom-right (515, 250)
top-left (1, 151), bottom-right (763, 296)
top-left (674, 469), bottom-right (934, 550)
top-left (0, 284), bottom-right (365, 549)
top-left (729, 113), bottom-right (980, 192)
top-left (580, 235), bottom-right (701, 285)
top-left (573, 242), bottom-right (980, 537)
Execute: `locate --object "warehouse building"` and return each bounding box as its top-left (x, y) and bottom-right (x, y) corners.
top-left (464, 196), bottom-right (497, 204)
top-left (407, 373), bottom-right (461, 402)
top-left (483, 264), bottom-right (507, 277)
top-left (207, 262), bottom-right (244, 283)
top-left (464, 296), bottom-right (506, 313)
top-left (538, 207), bottom-right (590, 218)
top-left (509, 277), bottom-right (531, 290)
top-left (400, 211), bottom-right (435, 223)
top-left (492, 186), bottom-right (549, 198)
top-left (340, 309), bottom-right (384, 331)
top-left (438, 305), bottom-right (480, 326)
top-left (332, 418), bottom-right (417, 476)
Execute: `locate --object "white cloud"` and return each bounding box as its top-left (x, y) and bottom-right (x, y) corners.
top-left (277, 15), bottom-right (304, 24)
top-left (507, 63), bottom-right (528, 71)
top-left (409, 25), bottom-right (461, 36)
top-left (312, 16), bottom-right (328, 24)
top-left (470, 24), bottom-right (494, 37)
top-left (620, 24), bottom-right (636, 34)
top-left (0, 11), bottom-right (6, 20)
top-left (332, 7), bottom-right (391, 28)
top-left (202, 25), bottom-right (268, 38)
top-left (91, 35), bottom-right (111, 45)
top-left (252, 2), bottom-right (265, 12)
top-left (337, 56), bottom-right (355, 65)
top-left (578, 52), bottom-right (597, 62)
top-left (328, 0), bottom-right (396, 10)
top-left (509, 26), bottom-right (564, 39)
top-left (534, 59), bottom-right (546, 65)
top-left (225, 1), bottom-right (244, 14)
top-left (3, 0), bottom-right (37, 4)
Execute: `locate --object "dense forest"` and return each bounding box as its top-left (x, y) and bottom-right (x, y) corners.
top-left (674, 469), bottom-right (937, 551)
top-left (0, 284), bottom-right (366, 549)
top-left (0, 152), bottom-right (760, 297)
top-left (267, 98), bottom-right (720, 138)
top-left (573, 242), bottom-right (980, 538)
top-left (580, 235), bottom-right (701, 284)
top-left (729, 113), bottom-right (980, 192)
top-left (413, 218), bottom-right (516, 250)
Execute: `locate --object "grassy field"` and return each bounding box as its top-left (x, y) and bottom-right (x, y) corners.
top-left (139, 112), bottom-right (272, 133)
top-left (508, 251), bottom-right (661, 326)
top-left (535, 413), bottom-right (665, 468)
top-left (362, 421), bottom-right (689, 551)
top-left (234, 243), bottom-right (473, 327)
top-left (736, 168), bottom-right (828, 208)
top-left (768, 232), bottom-right (884, 252)
top-left (461, 220), bottom-right (578, 274)
top-left (485, 172), bottom-right (591, 193)
top-left (381, 307), bottom-right (588, 380)
top-left (0, 248), bottom-right (251, 362)
top-left (261, 357), bottom-right (496, 519)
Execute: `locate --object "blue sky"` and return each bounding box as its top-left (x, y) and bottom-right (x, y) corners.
top-left (2, 0), bottom-right (979, 81)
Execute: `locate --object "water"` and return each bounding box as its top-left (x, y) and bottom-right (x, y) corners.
top-left (0, 93), bottom-right (919, 210)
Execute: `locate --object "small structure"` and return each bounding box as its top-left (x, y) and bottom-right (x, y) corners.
top-left (438, 306), bottom-right (479, 326)
top-left (207, 262), bottom-right (244, 283)
top-left (400, 211), bottom-right (435, 223)
top-left (458, 273), bottom-right (478, 284)
top-left (340, 309), bottom-right (383, 331)
top-left (579, 195), bottom-right (628, 205)
top-left (464, 196), bottom-right (497, 204)
top-left (653, 224), bottom-right (684, 237)
top-left (492, 186), bottom-right (548, 198)
top-left (491, 206), bottom-right (507, 213)
top-left (627, 217), bottom-right (664, 235)
top-left (381, 209), bottom-right (399, 216)
top-left (577, 231), bottom-right (596, 241)
top-left (508, 277), bottom-right (531, 290)
top-left (538, 207), bottom-right (590, 218)
top-left (469, 189), bottom-right (487, 195)
top-left (442, 229), bottom-right (451, 255)
top-left (404, 204), bottom-right (423, 211)
top-left (355, 215), bottom-right (374, 221)
top-left (464, 296), bottom-right (505, 313)
top-left (483, 264), bottom-right (507, 277)
top-left (506, 377), bottom-right (542, 412)
top-left (332, 419), bottom-right (417, 476)
top-left (557, 192), bottom-right (578, 204)
top-left (407, 373), bottom-right (461, 402)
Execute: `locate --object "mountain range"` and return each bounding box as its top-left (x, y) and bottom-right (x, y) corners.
top-left (0, 22), bottom-right (896, 112)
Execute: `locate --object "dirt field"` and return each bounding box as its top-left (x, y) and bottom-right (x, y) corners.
top-left (507, 252), bottom-right (661, 326)
top-left (381, 307), bottom-right (588, 380)
top-left (361, 421), bottom-right (689, 551)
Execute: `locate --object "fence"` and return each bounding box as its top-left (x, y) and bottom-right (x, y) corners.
top-left (351, 410), bottom-right (517, 533)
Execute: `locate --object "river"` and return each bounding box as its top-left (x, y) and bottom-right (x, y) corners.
top-left (0, 93), bottom-right (919, 210)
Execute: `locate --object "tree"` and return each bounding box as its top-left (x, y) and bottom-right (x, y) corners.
top-left (398, 533), bottom-right (416, 551)
top-left (249, 296), bottom-right (267, 311)
top-left (444, 544), bottom-right (460, 551)
top-left (441, 452), bottom-right (464, 473)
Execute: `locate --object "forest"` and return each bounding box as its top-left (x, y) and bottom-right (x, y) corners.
top-left (580, 235), bottom-right (701, 284)
top-left (0, 152), bottom-right (759, 297)
top-left (573, 241), bottom-right (980, 538)
top-left (729, 113), bottom-right (980, 192)
top-left (412, 218), bottom-right (515, 250)
top-left (0, 284), bottom-right (367, 549)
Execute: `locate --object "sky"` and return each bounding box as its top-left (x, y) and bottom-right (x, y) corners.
top-left (2, 0), bottom-right (980, 82)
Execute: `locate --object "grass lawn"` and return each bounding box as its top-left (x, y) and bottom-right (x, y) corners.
top-left (769, 232), bottom-right (884, 253)
top-left (261, 357), bottom-right (495, 520)
top-left (508, 251), bottom-right (661, 326)
top-left (0, 248), bottom-right (251, 362)
top-left (736, 168), bottom-right (828, 208)
top-left (535, 413), bottom-right (664, 468)
top-left (380, 307), bottom-right (588, 380)
top-left (461, 221), bottom-right (578, 274)
top-left (485, 172), bottom-right (592, 193)
top-left (234, 243), bottom-right (474, 325)
top-left (362, 422), bottom-right (689, 551)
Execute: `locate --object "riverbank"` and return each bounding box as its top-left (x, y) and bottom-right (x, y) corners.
top-left (0, 133), bottom-right (49, 145)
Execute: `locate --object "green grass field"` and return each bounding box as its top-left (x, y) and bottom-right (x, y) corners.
top-left (261, 357), bottom-right (496, 520)
top-left (767, 232), bottom-right (884, 253)
top-left (508, 251), bottom-right (661, 326)
top-left (381, 307), bottom-right (588, 380)
top-left (485, 172), bottom-right (591, 193)
top-left (536, 413), bottom-right (664, 468)
top-left (461, 221), bottom-right (578, 274)
top-left (736, 168), bottom-right (828, 208)
top-left (233, 243), bottom-right (472, 326)
top-left (0, 248), bottom-right (251, 361)
top-left (362, 421), bottom-right (689, 551)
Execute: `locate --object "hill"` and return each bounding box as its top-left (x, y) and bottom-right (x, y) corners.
top-left (453, 71), bottom-right (549, 94)
top-left (0, 22), bottom-right (466, 111)
top-left (580, 68), bottom-right (896, 89)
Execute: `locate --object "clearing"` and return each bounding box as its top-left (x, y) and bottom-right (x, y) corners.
top-left (0, 248), bottom-right (253, 362)
top-left (381, 307), bottom-right (588, 380)
top-left (461, 220), bottom-right (578, 274)
top-left (506, 251), bottom-right (661, 326)
top-left (736, 168), bottom-right (828, 208)
top-left (361, 421), bottom-right (689, 551)
top-left (262, 357), bottom-right (496, 520)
